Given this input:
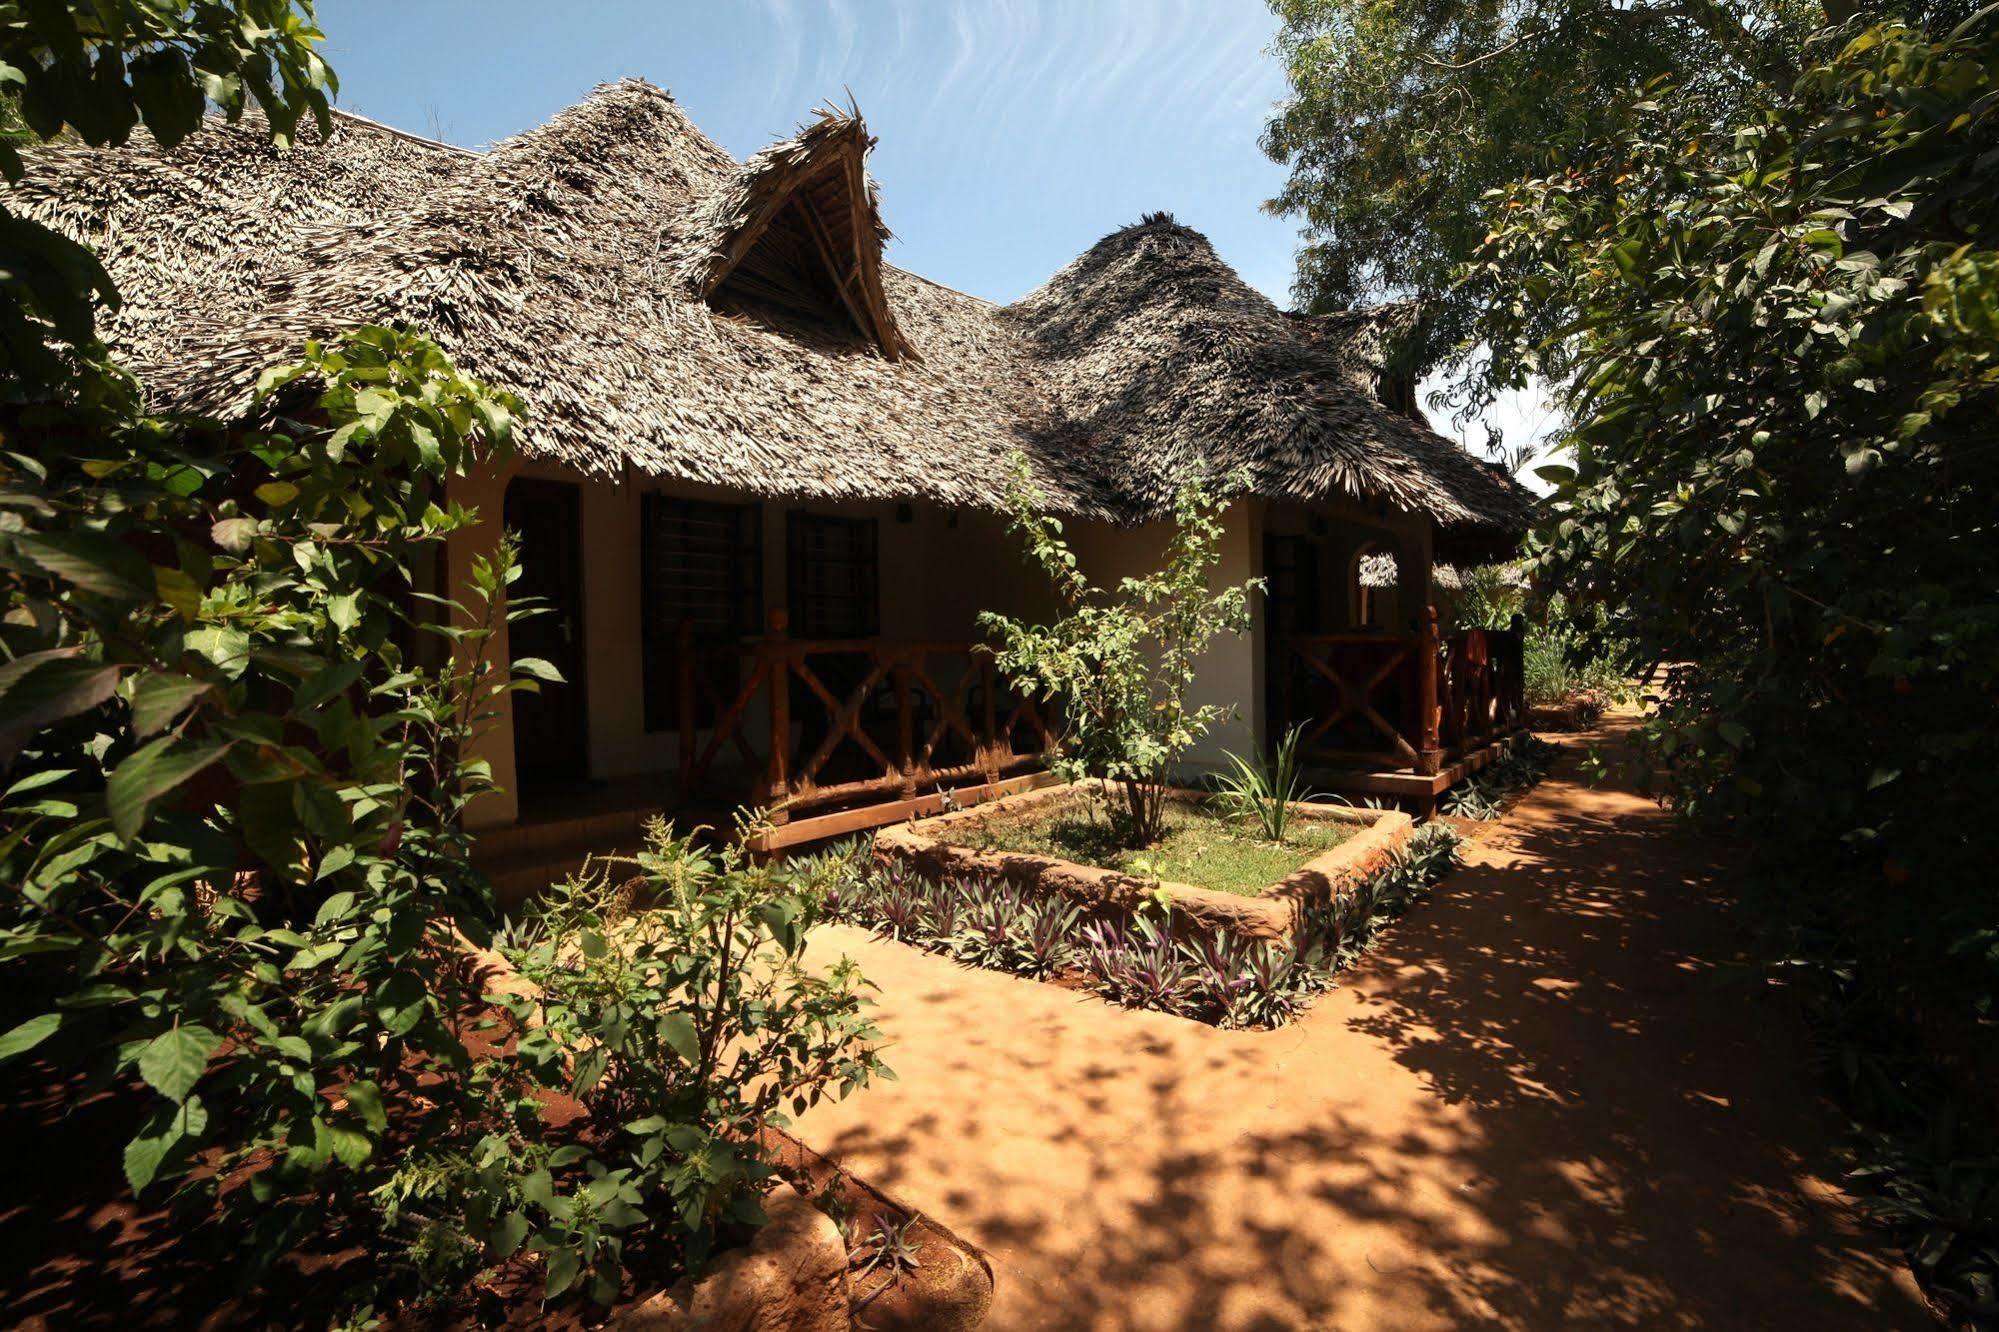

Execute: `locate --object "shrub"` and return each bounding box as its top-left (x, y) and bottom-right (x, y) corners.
top-left (982, 455), bottom-right (1258, 847)
top-left (0, 329), bottom-right (531, 1297)
top-left (468, 820), bottom-right (888, 1301)
top-left (1470, 15), bottom-right (1999, 1305)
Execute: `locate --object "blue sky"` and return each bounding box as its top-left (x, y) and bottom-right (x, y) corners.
top-left (322, 0), bottom-right (1554, 465)
top-left (325, 0), bottom-right (1298, 305)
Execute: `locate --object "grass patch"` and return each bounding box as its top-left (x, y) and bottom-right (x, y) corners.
top-left (951, 796), bottom-right (1355, 896)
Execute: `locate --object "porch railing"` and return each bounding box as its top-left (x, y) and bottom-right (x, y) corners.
top-left (1279, 608), bottom-right (1526, 775)
top-left (676, 610), bottom-right (1057, 825)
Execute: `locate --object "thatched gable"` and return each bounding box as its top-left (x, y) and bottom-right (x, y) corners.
top-left (679, 106), bottom-right (911, 361)
top-left (7, 84), bottom-right (1532, 552)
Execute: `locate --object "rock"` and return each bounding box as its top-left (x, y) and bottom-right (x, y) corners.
top-left (612, 1181), bottom-right (850, 1331)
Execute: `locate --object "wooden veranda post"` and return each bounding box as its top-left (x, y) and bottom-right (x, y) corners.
top-left (1416, 605), bottom-right (1443, 776)
top-left (1509, 612), bottom-right (1529, 723)
top-left (763, 608), bottom-right (791, 822)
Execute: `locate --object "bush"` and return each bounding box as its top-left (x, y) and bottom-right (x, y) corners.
top-left (982, 455), bottom-right (1258, 847)
top-left (1467, 13), bottom-right (1999, 1309)
top-left (0, 328), bottom-right (532, 1294)
top-left (430, 820), bottom-right (889, 1303)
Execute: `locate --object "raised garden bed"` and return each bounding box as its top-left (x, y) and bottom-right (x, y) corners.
top-left (876, 781), bottom-right (1415, 942)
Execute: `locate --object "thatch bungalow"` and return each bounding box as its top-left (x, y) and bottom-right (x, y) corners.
top-left (11, 82), bottom-right (1533, 877)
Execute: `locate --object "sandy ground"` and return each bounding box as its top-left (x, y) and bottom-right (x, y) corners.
top-left (793, 716), bottom-right (1931, 1330)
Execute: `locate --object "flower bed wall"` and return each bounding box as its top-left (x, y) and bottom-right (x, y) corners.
top-left (874, 781), bottom-right (1416, 942)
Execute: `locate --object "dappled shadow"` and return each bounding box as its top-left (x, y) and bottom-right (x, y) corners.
top-left (793, 714), bottom-right (1926, 1330)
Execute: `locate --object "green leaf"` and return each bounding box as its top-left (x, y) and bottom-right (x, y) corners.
top-left (491, 1210), bottom-right (531, 1259)
top-left (137, 1025), bottom-right (220, 1103)
top-left (326, 591), bottom-right (361, 634)
top-left (658, 1012), bottom-right (700, 1065)
top-left (11, 531), bottom-right (156, 600)
top-left (545, 1244), bottom-right (581, 1298)
top-left (210, 517), bottom-right (258, 553)
top-left (342, 1080), bottom-right (389, 1132)
top-left (107, 737), bottom-right (231, 841)
top-left (0, 1012), bottom-right (62, 1062)
top-left (511, 657), bottom-right (563, 683)
top-left (254, 481), bottom-right (300, 507)
top-left (129, 673), bottom-right (210, 737)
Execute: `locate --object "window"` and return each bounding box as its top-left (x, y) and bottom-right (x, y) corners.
top-left (786, 511), bottom-right (880, 640)
top-left (640, 495), bottom-right (762, 732)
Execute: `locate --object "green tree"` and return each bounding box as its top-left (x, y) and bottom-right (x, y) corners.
top-left (1260, 0), bottom-right (1824, 387)
top-left (981, 457), bottom-right (1259, 847)
top-left (1466, 14), bottom-right (1997, 1305)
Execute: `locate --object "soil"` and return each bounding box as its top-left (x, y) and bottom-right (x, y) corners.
top-left (792, 709), bottom-right (1932, 1330)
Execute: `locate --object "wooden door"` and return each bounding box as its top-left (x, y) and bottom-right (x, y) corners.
top-left (504, 477), bottom-right (589, 796)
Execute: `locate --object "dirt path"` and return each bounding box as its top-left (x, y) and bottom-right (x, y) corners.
top-left (793, 716), bottom-right (1930, 1330)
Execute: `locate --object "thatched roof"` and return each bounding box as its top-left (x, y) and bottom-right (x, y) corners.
top-left (7, 82), bottom-right (1532, 549)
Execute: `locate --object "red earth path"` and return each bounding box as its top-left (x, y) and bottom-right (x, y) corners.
top-left (794, 714), bottom-right (1930, 1330)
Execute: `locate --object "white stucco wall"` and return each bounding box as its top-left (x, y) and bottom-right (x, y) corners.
top-left (446, 460), bottom-right (1442, 829)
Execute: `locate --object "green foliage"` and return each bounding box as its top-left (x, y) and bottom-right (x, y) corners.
top-left (1261, 0), bottom-right (1816, 382)
top-left (458, 821), bottom-right (887, 1303)
top-left (981, 455), bottom-right (1259, 847)
top-left (0, 327), bottom-right (532, 1280)
top-left (1, 1), bottom-right (333, 383)
top-left (1212, 724), bottom-right (1313, 842)
top-left (1467, 13), bottom-right (1999, 1306)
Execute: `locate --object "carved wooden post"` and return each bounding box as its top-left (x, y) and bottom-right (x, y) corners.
top-left (1416, 606), bottom-right (1443, 775)
top-left (893, 651), bottom-right (917, 798)
top-left (763, 608), bottom-right (791, 822)
top-left (676, 618), bottom-right (696, 799)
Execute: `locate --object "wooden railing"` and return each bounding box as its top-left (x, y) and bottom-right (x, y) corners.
top-left (676, 610), bottom-right (1057, 825)
top-left (1279, 608), bottom-right (1526, 775)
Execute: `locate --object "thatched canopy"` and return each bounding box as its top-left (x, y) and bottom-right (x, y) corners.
top-left (8, 82), bottom-right (1532, 550)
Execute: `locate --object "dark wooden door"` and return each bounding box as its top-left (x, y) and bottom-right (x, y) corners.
top-left (504, 477), bottom-right (589, 796)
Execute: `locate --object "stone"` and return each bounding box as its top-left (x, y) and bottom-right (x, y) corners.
top-left (611, 1181), bottom-right (850, 1332)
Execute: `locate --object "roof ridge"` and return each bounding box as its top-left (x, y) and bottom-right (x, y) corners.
top-left (328, 107), bottom-right (479, 158)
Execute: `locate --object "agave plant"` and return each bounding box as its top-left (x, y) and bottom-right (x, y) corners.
top-left (1212, 723), bottom-right (1313, 842)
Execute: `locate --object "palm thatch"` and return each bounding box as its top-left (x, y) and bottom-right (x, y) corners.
top-left (1009, 215), bottom-right (1531, 555)
top-left (7, 83), bottom-right (1532, 550)
top-left (678, 103), bottom-right (910, 361)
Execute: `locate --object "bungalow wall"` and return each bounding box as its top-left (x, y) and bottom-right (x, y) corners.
top-left (445, 460), bottom-right (1444, 833)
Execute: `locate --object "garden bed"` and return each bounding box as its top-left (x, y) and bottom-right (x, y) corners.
top-left (822, 806), bottom-right (1463, 1031)
top-left (876, 781), bottom-right (1414, 942)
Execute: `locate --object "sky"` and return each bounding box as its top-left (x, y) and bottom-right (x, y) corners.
top-left (322, 0), bottom-right (1556, 470)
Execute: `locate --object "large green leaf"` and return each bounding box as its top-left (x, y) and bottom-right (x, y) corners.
top-left (136, 1025), bottom-right (220, 1103)
top-left (10, 531), bottom-right (156, 600)
top-left (0, 1012), bottom-right (61, 1062)
top-left (106, 736), bottom-right (231, 841)
top-left (129, 673), bottom-right (211, 737)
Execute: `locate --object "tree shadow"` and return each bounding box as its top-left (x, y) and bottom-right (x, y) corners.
top-left (795, 718), bottom-right (1925, 1329)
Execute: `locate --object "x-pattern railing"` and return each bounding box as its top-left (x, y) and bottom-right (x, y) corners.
top-left (677, 611), bottom-right (1057, 824)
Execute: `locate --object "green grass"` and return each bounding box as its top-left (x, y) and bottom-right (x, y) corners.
top-left (951, 795), bottom-right (1356, 897)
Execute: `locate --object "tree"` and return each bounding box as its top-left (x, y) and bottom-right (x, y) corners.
top-left (1260, 0), bottom-right (1823, 397)
top-left (1, 1), bottom-right (334, 387)
top-left (981, 457), bottom-right (1259, 847)
top-left (1466, 14), bottom-right (1998, 1305)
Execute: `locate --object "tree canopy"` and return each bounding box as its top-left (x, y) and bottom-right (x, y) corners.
top-left (1262, 0), bottom-right (1842, 392)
